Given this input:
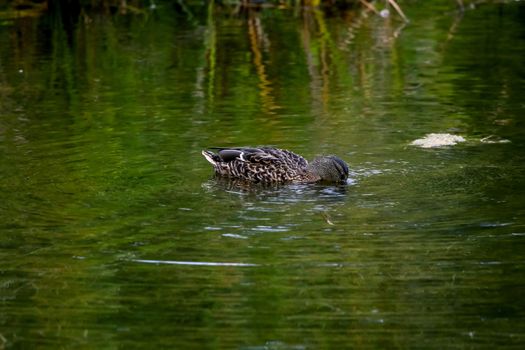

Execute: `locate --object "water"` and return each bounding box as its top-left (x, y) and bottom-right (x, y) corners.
top-left (1, 1), bottom-right (525, 348)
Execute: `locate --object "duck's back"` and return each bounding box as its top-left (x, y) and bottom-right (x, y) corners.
top-left (202, 147), bottom-right (311, 183)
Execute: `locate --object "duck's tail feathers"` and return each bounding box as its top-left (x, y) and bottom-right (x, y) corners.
top-left (202, 150), bottom-right (219, 165)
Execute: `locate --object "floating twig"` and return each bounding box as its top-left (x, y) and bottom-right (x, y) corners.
top-left (359, 0), bottom-right (380, 15)
top-left (321, 212), bottom-right (335, 226)
top-left (387, 0), bottom-right (409, 22)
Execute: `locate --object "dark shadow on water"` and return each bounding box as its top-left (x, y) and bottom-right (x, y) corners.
top-left (201, 176), bottom-right (352, 229)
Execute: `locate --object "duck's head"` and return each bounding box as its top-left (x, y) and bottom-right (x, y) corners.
top-left (308, 156), bottom-right (349, 183)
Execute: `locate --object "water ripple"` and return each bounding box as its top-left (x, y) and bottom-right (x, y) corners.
top-left (131, 259), bottom-right (258, 267)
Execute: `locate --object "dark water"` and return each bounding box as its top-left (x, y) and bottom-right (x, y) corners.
top-left (1, 1), bottom-right (525, 348)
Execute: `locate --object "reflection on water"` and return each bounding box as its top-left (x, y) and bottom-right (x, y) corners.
top-left (202, 176), bottom-right (351, 238)
top-left (1, 0), bottom-right (525, 348)
top-left (202, 176), bottom-right (350, 202)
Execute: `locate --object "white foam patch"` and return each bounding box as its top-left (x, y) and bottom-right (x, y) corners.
top-left (410, 133), bottom-right (466, 148)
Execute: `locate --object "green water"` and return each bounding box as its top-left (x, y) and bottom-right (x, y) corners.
top-left (1, 1), bottom-right (525, 348)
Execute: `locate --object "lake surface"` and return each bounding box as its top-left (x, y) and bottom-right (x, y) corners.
top-left (1, 1), bottom-right (525, 348)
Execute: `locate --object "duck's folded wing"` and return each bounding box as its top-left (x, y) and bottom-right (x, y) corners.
top-left (243, 150), bottom-right (281, 164)
top-left (210, 147), bottom-right (308, 169)
top-left (213, 147), bottom-right (278, 164)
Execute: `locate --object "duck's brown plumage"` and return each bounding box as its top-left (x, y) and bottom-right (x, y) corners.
top-left (202, 147), bottom-right (349, 184)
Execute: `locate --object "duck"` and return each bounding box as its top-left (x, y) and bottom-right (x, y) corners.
top-left (202, 146), bottom-right (349, 184)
